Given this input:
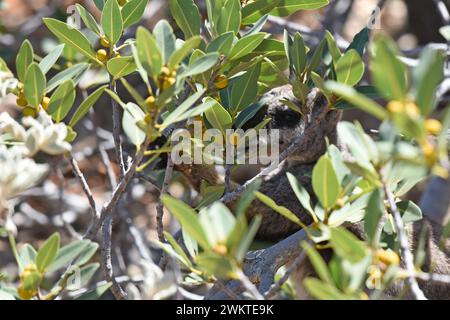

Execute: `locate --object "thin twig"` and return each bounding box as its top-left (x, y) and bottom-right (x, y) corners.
top-left (156, 156), bottom-right (174, 242)
top-left (99, 145), bottom-right (118, 189)
top-left (382, 177), bottom-right (427, 300)
top-left (69, 155), bottom-right (98, 221)
top-left (264, 250), bottom-right (307, 299)
top-left (110, 79), bottom-right (126, 178)
top-left (84, 137), bottom-right (152, 240)
top-left (236, 269), bottom-right (265, 300)
top-left (415, 272), bottom-right (450, 284)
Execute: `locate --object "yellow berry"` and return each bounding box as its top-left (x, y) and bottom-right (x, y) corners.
top-left (214, 74), bottom-right (229, 90)
top-left (96, 49), bottom-right (108, 63)
top-left (17, 284), bottom-right (36, 300)
top-left (16, 94), bottom-right (28, 107)
top-left (213, 243), bottom-right (228, 256)
top-left (162, 77), bottom-right (176, 90)
top-left (404, 101), bottom-right (420, 118)
top-left (335, 198), bottom-right (345, 209)
top-left (424, 119), bottom-right (442, 136)
top-left (145, 95), bottom-right (156, 111)
top-left (387, 100), bottom-right (404, 114)
top-left (41, 96), bottom-right (50, 111)
top-left (101, 36), bottom-right (110, 48)
top-left (118, 0), bottom-right (128, 6)
top-left (161, 66), bottom-right (171, 77)
top-left (20, 264), bottom-right (39, 281)
top-left (375, 249), bottom-right (400, 266)
top-left (23, 107), bottom-right (37, 117)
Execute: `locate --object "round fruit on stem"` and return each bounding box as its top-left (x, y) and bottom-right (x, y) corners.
top-left (96, 49), bottom-right (108, 63)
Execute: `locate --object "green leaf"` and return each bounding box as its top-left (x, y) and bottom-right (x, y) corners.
top-left (43, 18), bottom-right (99, 63)
top-left (207, 32), bottom-right (234, 55)
top-left (164, 231), bottom-right (193, 268)
top-left (335, 49), bottom-right (364, 87)
top-left (169, 0), bottom-right (201, 39)
top-left (122, 0), bottom-right (148, 29)
top-left (180, 53), bottom-right (219, 78)
top-left (136, 26), bottom-right (163, 79)
top-left (330, 228), bottom-right (367, 263)
top-left (16, 40), bottom-right (34, 82)
top-left (304, 278), bottom-right (355, 300)
top-left (371, 35), bottom-right (407, 101)
top-left (107, 56), bottom-right (136, 79)
top-left (102, 0), bottom-right (123, 45)
top-left (75, 282), bottom-right (111, 300)
top-left (364, 189), bottom-right (383, 247)
top-left (325, 31), bottom-right (342, 64)
top-left (159, 89), bottom-right (210, 129)
top-left (76, 4), bottom-right (101, 36)
top-left (228, 33), bottom-right (266, 61)
top-left (270, 0), bottom-right (329, 17)
top-left (199, 202), bottom-right (236, 245)
top-left (48, 80), bottom-right (76, 122)
top-left (24, 63), bottom-right (46, 108)
top-left (69, 85), bottom-right (107, 127)
top-left (235, 215), bottom-right (262, 262)
top-left (384, 201), bottom-right (423, 234)
top-left (0, 290), bottom-right (15, 300)
top-left (326, 81), bottom-right (388, 120)
top-left (255, 191), bottom-right (307, 228)
top-left (36, 232), bottom-right (60, 273)
top-left (47, 63), bottom-right (89, 93)
top-left (123, 102), bottom-right (146, 146)
top-left (286, 172), bottom-right (317, 220)
top-left (93, 0), bottom-right (105, 10)
top-left (413, 47), bottom-right (445, 115)
top-left (290, 32), bottom-right (307, 76)
top-left (161, 195), bottom-right (211, 249)
top-left (312, 155), bottom-right (341, 210)
top-left (347, 27), bottom-right (369, 56)
top-left (204, 97), bottom-right (232, 134)
top-left (47, 240), bottom-right (91, 272)
top-left (74, 242), bottom-right (99, 266)
top-left (168, 36), bottom-right (202, 69)
top-left (19, 244), bottom-right (37, 267)
top-left (308, 38), bottom-right (326, 74)
top-left (302, 241), bottom-right (333, 283)
top-left (39, 44), bottom-right (65, 74)
top-left (77, 263), bottom-right (100, 288)
top-left (242, 0), bottom-right (281, 24)
top-left (154, 20), bottom-right (176, 64)
top-left (230, 62), bottom-right (261, 114)
top-left (234, 101), bottom-right (266, 128)
top-left (217, 0), bottom-right (241, 35)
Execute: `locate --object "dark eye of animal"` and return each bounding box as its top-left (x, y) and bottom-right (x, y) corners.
top-left (269, 108), bottom-right (302, 129)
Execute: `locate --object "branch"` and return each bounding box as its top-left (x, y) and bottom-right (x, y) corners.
top-left (382, 178), bottom-right (427, 300)
top-left (69, 155), bottom-right (98, 222)
top-left (110, 79), bottom-right (126, 178)
top-left (84, 137), bottom-right (152, 240)
top-left (101, 215), bottom-right (127, 300)
top-left (205, 228), bottom-right (308, 299)
top-left (264, 247), bottom-right (307, 299)
top-left (156, 156), bottom-right (174, 242)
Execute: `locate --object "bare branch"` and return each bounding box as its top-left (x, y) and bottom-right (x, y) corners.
top-left (156, 156), bottom-right (174, 242)
top-left (382, 177), bottom-right (427, 300)
top-left (69, 155), bottom-right (98, 221)
top-left (101, 215), bottom-right (127, 300)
